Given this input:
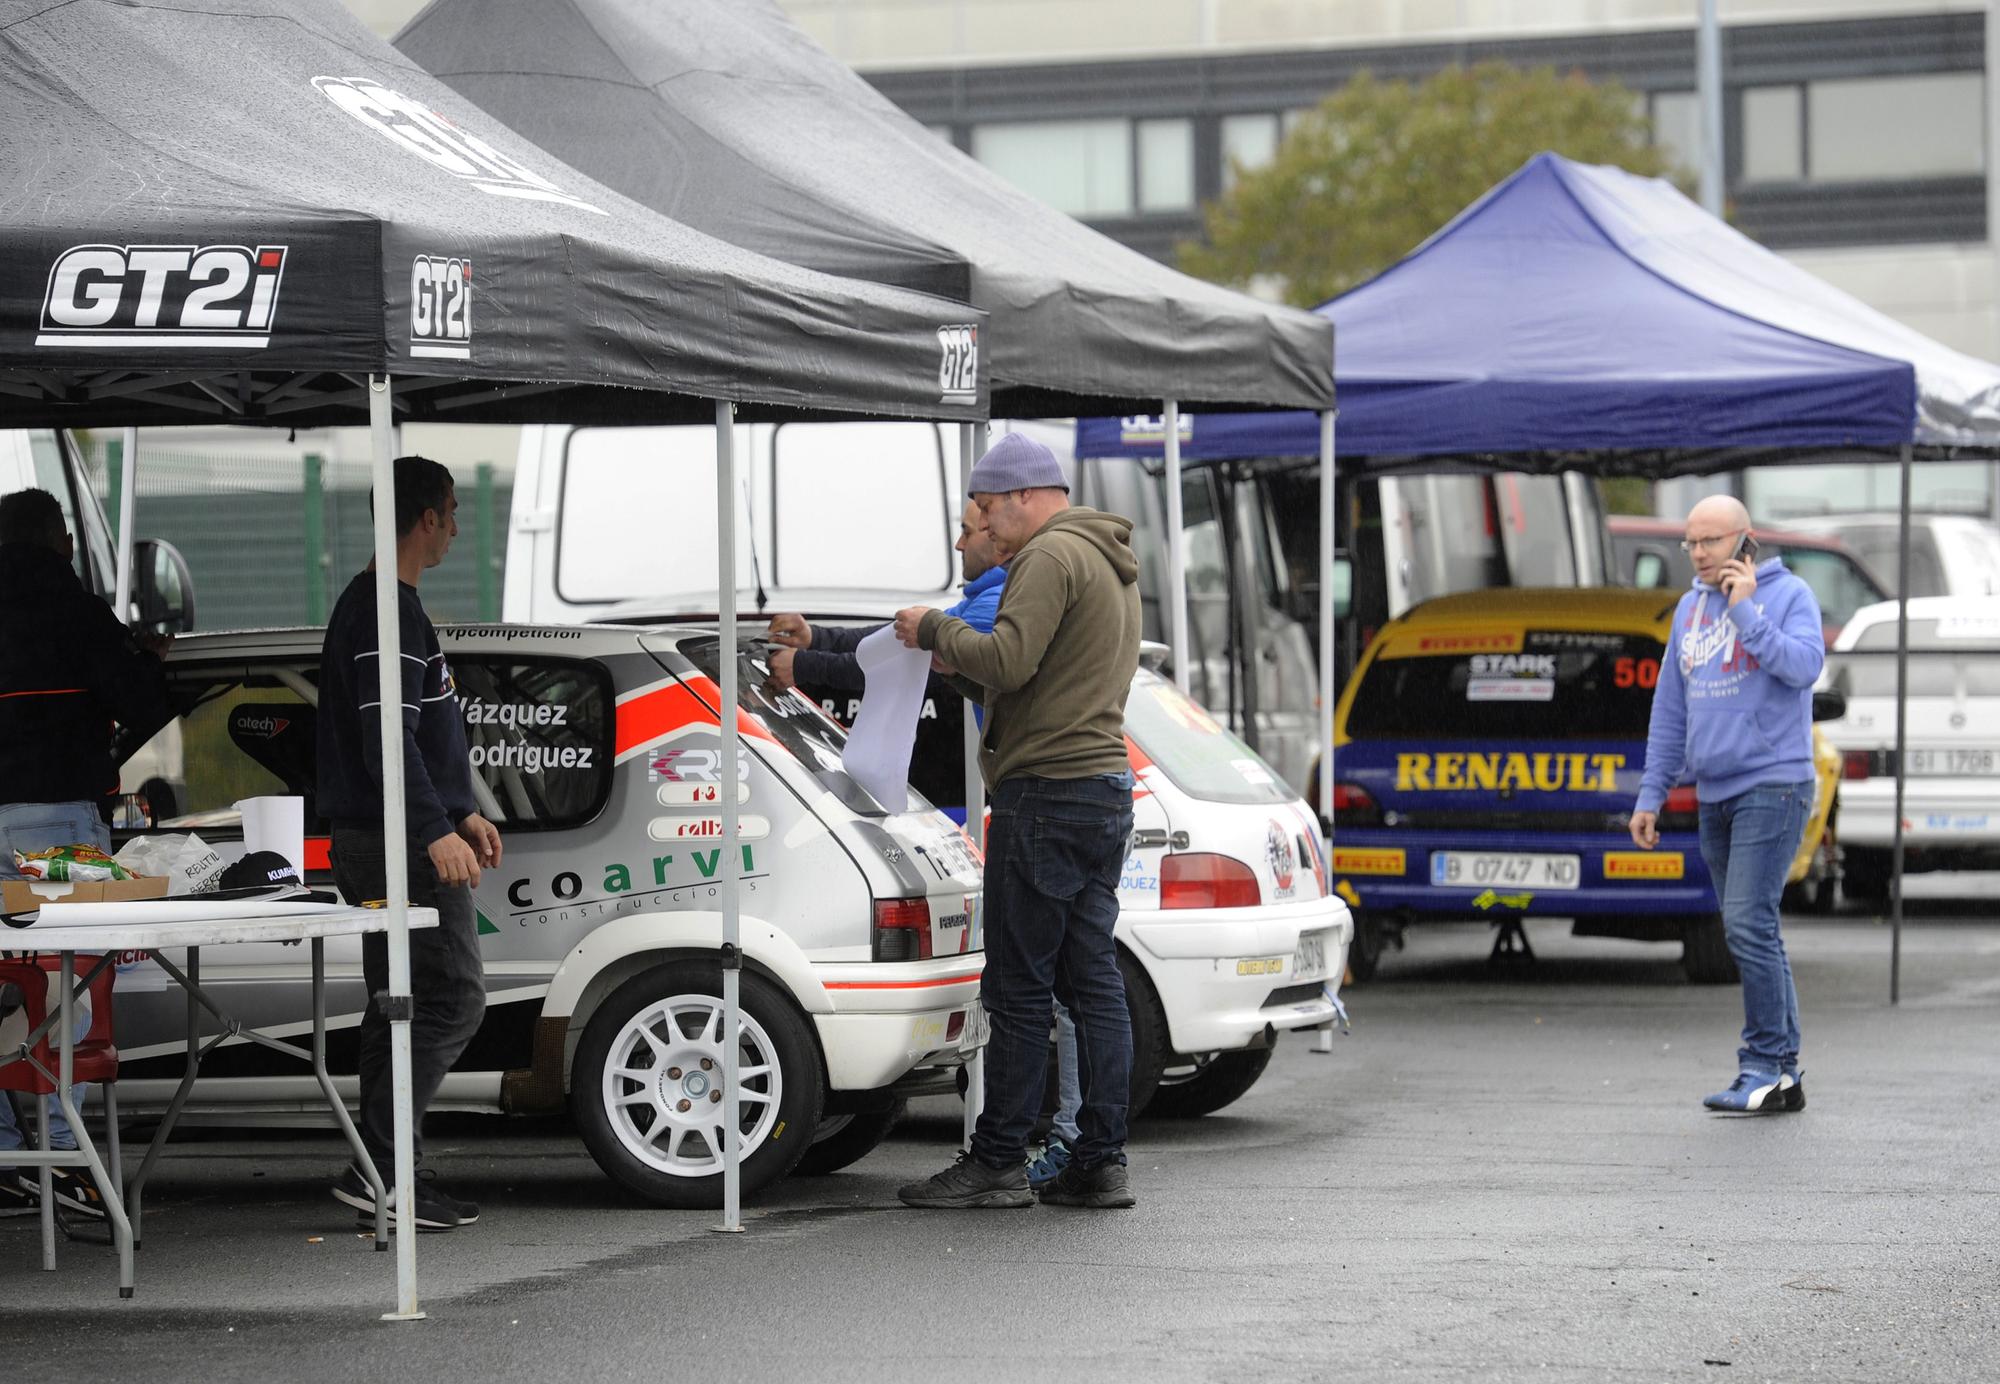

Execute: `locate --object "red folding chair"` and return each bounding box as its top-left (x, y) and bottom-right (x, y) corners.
top-left (0, 954), bottom-right (122, 1250)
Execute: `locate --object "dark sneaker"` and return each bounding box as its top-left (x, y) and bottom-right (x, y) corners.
top-left (898, 1153), bottom-right (1033, 1209)
top-left (0, 1171), bottom-right (38, 1218)
top-left (332, 1163), bottom-right (463, 1232)
top-left (50, 1165), bottom-right (107, 1219)
top-left (1702, 1071), bottom-right (1795, 1114)
top-left (1039, 1159), bottom-right (1137, 1209)
top-left (1026, 1135), bottom-right (1073, 1191)
top-left (417, 1168), bottom-right (479, 1225)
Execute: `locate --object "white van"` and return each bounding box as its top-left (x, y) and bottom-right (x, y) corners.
top-left (0, 428), bottom-right (194, 816)
top-left (1779, 513), bottom-right (2000, 601)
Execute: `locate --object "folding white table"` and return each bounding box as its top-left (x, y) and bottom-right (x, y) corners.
top-left (0, 903), bottom-right (437, 1298)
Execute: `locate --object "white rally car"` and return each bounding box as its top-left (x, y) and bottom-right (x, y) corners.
top-left (1114, 667), bottom-right (1351, 1116)
top-left (1817, 595), bottom-right (2000, 899)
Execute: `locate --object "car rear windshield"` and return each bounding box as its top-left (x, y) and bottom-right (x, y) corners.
top-left (677, 634), bottom-right (933, 819)
top-left (1829, 616), bottom-right (2000, 696)
top-left (1124, 671), bottom-right (1295, 806)
top-left (1346, 629), bottom-right (1663, 740)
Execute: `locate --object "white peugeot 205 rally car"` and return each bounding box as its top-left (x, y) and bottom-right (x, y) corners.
top-left (109, 623), bottom-right (986, 1207)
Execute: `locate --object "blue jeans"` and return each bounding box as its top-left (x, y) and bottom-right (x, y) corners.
top-left (972, 773), bottom-right (1134, 1170)
top-left (1697, 780), bottom-right (1813, 1076)
top-left (0, 800), bottom-right (108, 1160)
top-left (1051, 1001), bottom-right (1081, 1145)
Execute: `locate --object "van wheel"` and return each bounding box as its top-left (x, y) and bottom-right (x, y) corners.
top-left (791, 1099), bottom-right (904, 1178)
top-left (1681, 913), bottom-right (1738, 985)
top-left (1120, 951), bottom-right (1170, 1119)
top-left (1144, 1046), bottom-right (1275, 1119)
top-left (1346, 914), bottom-right (1385, 983)
top-left (571, 962), bottom-right (823, 1208)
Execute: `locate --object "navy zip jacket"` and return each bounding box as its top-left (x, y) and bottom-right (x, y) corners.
top-left (0, 543), bottom-right (173, 809)
top-left (317, 572), bottom-right (477, 845)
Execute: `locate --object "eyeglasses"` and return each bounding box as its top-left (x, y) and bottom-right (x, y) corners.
top-left (1679, 530), bottom-right (1745, 555)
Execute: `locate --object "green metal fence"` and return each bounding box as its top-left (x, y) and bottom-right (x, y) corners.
top-left (82, 440), bottom-right (508, 631)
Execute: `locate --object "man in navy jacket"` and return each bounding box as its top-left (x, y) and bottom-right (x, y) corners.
top-left (1630, 495), bottom-right (1825, 1114)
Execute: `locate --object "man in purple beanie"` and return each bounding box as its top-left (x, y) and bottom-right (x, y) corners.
top-left (892, 432), bottom-right (1143, 1210)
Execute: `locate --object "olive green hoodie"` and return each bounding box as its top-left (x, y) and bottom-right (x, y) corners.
top-left (918, 506), bottom-right (1141, 787)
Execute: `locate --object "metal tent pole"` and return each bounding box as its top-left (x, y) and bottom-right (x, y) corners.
top-left (1317, 411), bottom-right (1336, 825)
top-left (1163, 400), bottom-right (1190, 692)
top-left (1696, 0), bottom-right (1725, 218)
top-left (113, 425), bottom-right (138, 616)
top-left (714, 399), bottom-right (745, 1233)
top-left (1890, 443), bottom-right (1913, 1004)
top-left (961, 419), bottom-right (987, 1146)
top-left (369, 377), bottom-right (423, 1321)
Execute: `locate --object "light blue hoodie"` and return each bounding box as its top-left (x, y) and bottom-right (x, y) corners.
top-left (1635, 556), bottom-right (1826, 814)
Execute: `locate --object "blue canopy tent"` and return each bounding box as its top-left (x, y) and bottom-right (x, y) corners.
top-left (1079, 152), bottom-right (2000, 997)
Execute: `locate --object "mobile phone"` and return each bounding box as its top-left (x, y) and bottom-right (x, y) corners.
top-left (1729, 531), bottom-right (1760, 565)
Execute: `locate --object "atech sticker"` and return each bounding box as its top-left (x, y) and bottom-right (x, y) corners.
top-left (1603, 851), bottom-right (1684, 880)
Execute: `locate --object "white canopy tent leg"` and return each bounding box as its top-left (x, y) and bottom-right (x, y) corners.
top-left (1314, 410), bottom-right (1337, 1055)
top-left (113, 425), bottom-right (138, 617)
top-left (368, 376), bottom-right (423, 1322)
top-left (1890, 442), bottom-right (1913, 1004)
top-left (714, 399), bottom-right (745, 1233)
top-left (1163, 399), bottom-right (1190, 692)
top-left (961, 420), bottom-right (987, 1148)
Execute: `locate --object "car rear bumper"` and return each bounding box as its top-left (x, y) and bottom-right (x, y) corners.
top-left (810, 954), bottom-right (986, 1091)
top-left (1326, 829), bottom-right (1716, 916)
top-left (1121, 898), bottom-right (1352, 1054)
top-left (1836, 780), bottom-right (2000, 848)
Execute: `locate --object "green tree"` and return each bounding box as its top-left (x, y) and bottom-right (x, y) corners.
top-left (1180, 62), bottom-right (1682, 308)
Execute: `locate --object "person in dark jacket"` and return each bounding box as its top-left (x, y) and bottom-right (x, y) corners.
top-left (318, 456), bottom-right (499, 1233)
top-left (0, 486), bottom-right (173, 1218)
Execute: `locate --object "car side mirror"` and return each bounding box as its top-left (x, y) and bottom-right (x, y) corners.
top-left (131, 538), bottom-right (195, 636)
top-left (1811, 688), bottom-right (1846, 723)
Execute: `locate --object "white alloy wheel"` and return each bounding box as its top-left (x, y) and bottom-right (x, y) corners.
top-left (599, 992), bottom-right (785, 1178)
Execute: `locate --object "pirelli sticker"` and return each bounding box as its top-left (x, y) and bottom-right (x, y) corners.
top-left (1395, 631), bottom-right (1523, 656)
top-left (1331, 847), bottom-right (1406, 876)
top-left (1604, 851), bottom-right (1684, 880)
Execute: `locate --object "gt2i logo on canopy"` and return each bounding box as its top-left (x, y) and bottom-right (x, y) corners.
top-left (313, 76), bottom-right (605, 215)
top-left (37, 244), bottom-right (287, 348)
top-left (411, 255), bottom-right (472, 360)
top-left (937, 324), bottom-right (979, 404)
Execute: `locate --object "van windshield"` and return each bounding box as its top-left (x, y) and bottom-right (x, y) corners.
top-left (676, 634), bottom-right (933, 819)
top-left (1124, 671), bottom-right (1294, 806)
top-left (1347, 630), bottom-right (1662, 740)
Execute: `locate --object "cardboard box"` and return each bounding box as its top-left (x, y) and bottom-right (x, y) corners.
top-left (2, 876), bottom-right (170, 914)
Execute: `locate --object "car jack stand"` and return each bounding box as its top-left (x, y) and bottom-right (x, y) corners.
top-left (1489, 918), bottom-right (1536, 964)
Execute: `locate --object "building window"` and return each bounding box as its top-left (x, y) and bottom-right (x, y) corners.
top-left (1650, 90), bottom-right (1700, 173)
top-left (1808, 73), bottom-right (1984, 181)
top-left (1742, 85), bottom-right (1804, 182)
top-left (1136, 119), bottom-right (1194, 212)
top-left (1220, 112), bottom-right (1282, 188)
top-left (973, 119), bottom-right (1132, 217)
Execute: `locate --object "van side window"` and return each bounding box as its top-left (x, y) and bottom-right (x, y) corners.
top-left (454, 658), bottom-right (613, 830)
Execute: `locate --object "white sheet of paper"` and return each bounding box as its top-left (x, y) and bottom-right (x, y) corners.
top-left (841, 626), bottom-right (934, 814)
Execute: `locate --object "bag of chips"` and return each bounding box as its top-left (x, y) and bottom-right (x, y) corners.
top-left (15, 843), bottom-right (138, 882)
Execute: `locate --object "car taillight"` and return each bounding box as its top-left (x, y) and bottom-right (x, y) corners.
top-left (1664, 787), bottom-right (1698, 813)
top-left (871, 897), bottom-right (932, 962)
top-left (1331, 782), bottom-right (1382, 830)
top-left (1161, 853), bottom-right (1261, 910)
top-left (1843, 750), bottom-right (1872, 780)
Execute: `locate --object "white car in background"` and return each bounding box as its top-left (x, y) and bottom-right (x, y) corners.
top-left (1817, 595), bottom-right (2000, 900)
top-left (1782, 513), bottom-right (2000, 600)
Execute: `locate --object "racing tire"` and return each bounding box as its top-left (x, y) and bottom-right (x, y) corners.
top-left (570, 962), bottom-right (824, 1209)
top-left (791, 1099), bottom-right (905, 1178)
top-left (1681, 913), bottom-right (1739, 985)
top-left (1781, 873), bottom-right (1838, 916)
top-left (1120, 950), bottom-right (1171, 1120)
top-left (1143, 1046), bottom-right (1275, 1120)
top-left (1345, 913), bottom-right (1385, 984)
top-left (1841, 849), bottom-right (1892, 908)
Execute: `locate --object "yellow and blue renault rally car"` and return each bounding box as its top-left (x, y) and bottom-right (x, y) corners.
top-left (1323, 589), bottom-right (1839, 982)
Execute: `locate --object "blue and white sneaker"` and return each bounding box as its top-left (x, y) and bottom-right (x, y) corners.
top-left (1026, 1136), bottom-right (1073, 1190)
top-left (1703, 1070), bottom-right (1798, 1113)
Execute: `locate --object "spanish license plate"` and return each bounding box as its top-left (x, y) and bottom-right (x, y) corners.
top-left (1293, 929), bottom-right (1330, 982)
top-left (1430, 852), bottom-right (1581, 891)
top-left (963, 999), bottom-right (989, 1048)
top-left (1907, 747), bottom-right (1998, 776)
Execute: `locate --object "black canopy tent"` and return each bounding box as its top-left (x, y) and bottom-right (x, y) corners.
top-left (0, 0), bottom-right (990, 1311)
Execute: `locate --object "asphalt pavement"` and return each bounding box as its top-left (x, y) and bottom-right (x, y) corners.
top-left (5, 880), bottom-right (1997, 1383)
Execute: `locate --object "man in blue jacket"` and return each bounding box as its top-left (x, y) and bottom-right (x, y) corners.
top-left (1629, 496), bottom-right (1825, 1114)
